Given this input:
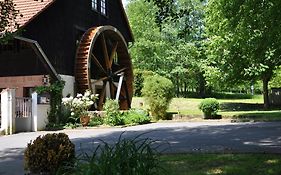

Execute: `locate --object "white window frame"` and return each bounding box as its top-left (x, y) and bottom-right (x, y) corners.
top-left (100, 0), bottom-right (107, 16)
top-left (91, 0), bottom-right (98, 11)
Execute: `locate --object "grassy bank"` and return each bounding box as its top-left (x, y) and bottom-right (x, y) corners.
top-left (132, 96), bottom-right (281, 122)
top-left (161, 153), bottom-right (281, 175)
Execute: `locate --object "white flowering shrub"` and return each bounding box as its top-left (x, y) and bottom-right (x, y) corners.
top-left (62, 90), bottom-right (98, 117)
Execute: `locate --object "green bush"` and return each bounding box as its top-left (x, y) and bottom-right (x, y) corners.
top-left (58, 134), bottom-right (163, 175)
top-left (24, 133), bottom-right (75, 174)
top-left (142, 74), bottom-right (174, 120)
top-left (103, 99), bottom-right (124, 126)
top-left (133, 69), bottom-right (155, 96)
top-left (89, 115), bottom-right (104, 126)
top-left (124, 109), bottom-right (151, 125)
top-left (198, 98), bottom-right (220, 118)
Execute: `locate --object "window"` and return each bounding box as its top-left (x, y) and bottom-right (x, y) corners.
top-left (91, 0), bottom-right (97, 11)
top-left (100, 0), bottom-right (107, 15)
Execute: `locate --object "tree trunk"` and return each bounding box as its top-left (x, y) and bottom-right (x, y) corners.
top-left (176, 75), bottom-right (180, 97)
top-left (184, 82), bottom-right (187, 98)
top-left (262, 77), bottom-right (270, 109)
top-left (198, 72), bottom-right (206, 98)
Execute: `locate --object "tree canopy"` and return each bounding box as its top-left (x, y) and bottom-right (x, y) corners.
top-left (127, 0), bottom-right (207, 97)
top-left (205, 0), bottom-right (281, 107)
top-left (0, 0), bottom-right (19, 43)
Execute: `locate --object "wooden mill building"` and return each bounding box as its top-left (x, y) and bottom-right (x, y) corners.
top-left (0, 0), bottom-right (134, 109)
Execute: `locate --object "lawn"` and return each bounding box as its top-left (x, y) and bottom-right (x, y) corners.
top-left (161, 153), bottom-right (281, 175)
top-left (132, 96), bottom-right (281, 122)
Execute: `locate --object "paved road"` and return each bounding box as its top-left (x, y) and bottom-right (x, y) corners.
top-left (0, 122), bottom-right (281, 175)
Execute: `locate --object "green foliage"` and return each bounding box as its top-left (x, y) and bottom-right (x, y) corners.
top-left (269, 66), bottom-right (281, 88)
top-left (58, 133), bottom-right (164, 175)
top-left (0, 0), bottom-right (20, 44)
top-left (89, 115), bottom-right (104, 126)
top-left (210, 92), bottom-right (253, 99)
top-left (142, 74), bottom-right (174, 119)
top-left (127, 0), bottom-right (207, 97)
top-left (198, 98), bottom-right (220, 118)
top-left (145, 0), bottom-right (205, 39)
top-left (124, 109), bottom-right (151, 125)
top-left (36, 80), bottom-right (65, 124)
top-left (103, 99), bottom-right (124, 126)
top-left (133, 69), bottom-right (155, 96)
top-left (161, 154), bottom-right (281, 175)
top-left (24, 133), bottom-right (75, 174)
top-left (205, 0), bottom-right (281, 107)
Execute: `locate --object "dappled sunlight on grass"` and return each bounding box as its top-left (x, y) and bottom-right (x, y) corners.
top-left (161, 154), bottom-right (281, 175)
top-left (132, 97), bottom-right (281, 121)
top-left (207, 168), bottom-right (223, 175)
top-left (265, 159), bottom-right (279, 165)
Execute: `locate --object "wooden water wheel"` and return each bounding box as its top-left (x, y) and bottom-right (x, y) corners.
top-left (75, 26), bottom-right (133, 110)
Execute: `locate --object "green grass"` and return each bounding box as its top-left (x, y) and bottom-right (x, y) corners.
top-left (161, 153), bottom-right (281, 175)
top-left (132, 96), bottom-right (281, 122)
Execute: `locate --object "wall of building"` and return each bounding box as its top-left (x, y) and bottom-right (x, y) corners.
top-left (60, 74), bottom-right (75, 97)
top-left (36, 104), bottom-right (50, 131)
top-left (0, 75), bottom-right (44, 97)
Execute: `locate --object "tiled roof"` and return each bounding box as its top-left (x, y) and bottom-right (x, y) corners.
top-left (13, 0), bottom-right (55, 31)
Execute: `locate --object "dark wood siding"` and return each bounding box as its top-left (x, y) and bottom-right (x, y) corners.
top-left (0, 45), bottom-right (47, 76)
top-left (0, 0), bottom-right (132, 77)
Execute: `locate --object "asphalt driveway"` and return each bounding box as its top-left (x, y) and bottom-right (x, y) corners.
top-left (0, 121), bottom-right (281, 175)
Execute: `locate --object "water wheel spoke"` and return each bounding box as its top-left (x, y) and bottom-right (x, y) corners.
top-left (98, 82), bottom-right (107, 110)
top-left (109, 42), bottom-right (118, 67)
top-left (114, 67), bottom-right (127, 75)
top-left (75, 26), bottom-right (133, 110)
top-left (112, 81), bottom-right (126, 98)
top-left (101, 33), bottom-right (110, 70)
top-left (92, 76), bottom-right (109, 84)
top-left (91, 53), bottom-right (107, 75)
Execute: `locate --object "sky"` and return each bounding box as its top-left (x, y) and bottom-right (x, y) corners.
top-left (123, 0), bottom-right (129, 7)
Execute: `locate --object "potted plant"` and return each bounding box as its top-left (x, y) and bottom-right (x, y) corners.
top-left (198, 98), bottom-right (220, 119)
top-left (62, 90), bottom-right (98, 126)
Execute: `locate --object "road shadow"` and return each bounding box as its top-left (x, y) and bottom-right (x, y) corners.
top-left (230, 111), bottom-right (281, 122)
top-left (70, 123), bottom-right (281, 155)
top-left (221, 102), bottom-right (281, 112)
top-left (0, 148), bottom-right (25, 175)
top-left (0, 122), bottom-right (281, 174)
top-left (220, 103), bottom-right (264, 112)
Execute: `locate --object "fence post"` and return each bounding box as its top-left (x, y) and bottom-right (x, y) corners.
top-left (32, 92), bottom-right (38, 132)
top-left (0, 90), bottom-right (7, 134)
top-left (0, 89), bottom-right (16, 135)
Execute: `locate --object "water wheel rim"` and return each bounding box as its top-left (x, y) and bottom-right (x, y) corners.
top-left (75, 25), bottom-right (133, 110)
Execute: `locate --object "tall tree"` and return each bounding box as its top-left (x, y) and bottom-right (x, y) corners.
top-left (127, 0), bottom-right (208, 97)
top-left (0, 0), bottom-right (19, 43)
top-left (206, 0), bottom-right (281, 108)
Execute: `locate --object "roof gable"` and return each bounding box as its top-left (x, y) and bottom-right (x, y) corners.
top-left (13, 0), bottom-right (55, 31)
top-left (11, 0), bottom-right (133, 41)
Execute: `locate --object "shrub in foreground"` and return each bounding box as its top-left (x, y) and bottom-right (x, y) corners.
top-left (124, 109), bottom-right (151, 125)
top-left (198, 98), bottom-right (220, 119)
top-left (58, 133), bottom-right (163, 175)
top-left (24, 133), bottom-right (75, 174)
top-left (142, 74), bottom-right (174, 120)
top-left (89, 114), bottom-right (104, 126)
top-left (103, 99), bottom-right (124, 126)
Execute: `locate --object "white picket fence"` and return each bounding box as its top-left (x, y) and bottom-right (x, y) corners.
top-left (0, 89), bottom-right (50, 135)
top-left (15, 97), bottom-right (32, 118)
